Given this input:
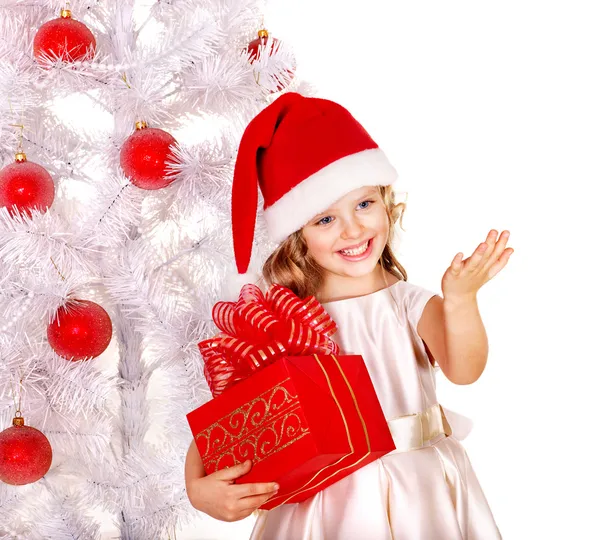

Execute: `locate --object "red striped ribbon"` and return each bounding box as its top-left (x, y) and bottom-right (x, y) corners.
top-left (199, 284), bottom-right (340, 397)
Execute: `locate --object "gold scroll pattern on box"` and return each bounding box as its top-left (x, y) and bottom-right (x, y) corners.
top-left (196, 377), bottom-right (311, 471)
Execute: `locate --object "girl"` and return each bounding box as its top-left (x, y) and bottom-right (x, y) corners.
top-left (185, 92), bottom-right (510, 539)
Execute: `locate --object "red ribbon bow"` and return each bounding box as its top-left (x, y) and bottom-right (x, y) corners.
top-left (199, 284), bottom-right (340, 397)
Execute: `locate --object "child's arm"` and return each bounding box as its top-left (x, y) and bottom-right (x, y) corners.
top-left (184, 440), bottom-right (279, 522)
top-left (418, 295), bottom-right (487, 385)
top-left (417, 229), bottom-right (512, 385)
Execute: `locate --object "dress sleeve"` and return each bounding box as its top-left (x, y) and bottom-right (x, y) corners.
top-left (401, 281), bottom-right (439, 333)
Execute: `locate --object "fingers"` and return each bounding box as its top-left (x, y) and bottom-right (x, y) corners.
top-left (212, 460), bottom-right (252, 482)
top-left (450, 252), bottom-right (464, 274)
top-left (466, 235), bottom-right (493, 269)
top-left (466, 230), bottom-right (511, 272)
top-left (466, 243), bottom-right (489, 270)
top-left (487, 230), bottom-right (509, 257)
top-left (487, 246), bottom-right (513, 279)
top-left (232, 481), bottom-right (279, 499)
top-left (237, 489), bottom-right (280, 512)
top-left (481, 230), bottom-right (511, 272)
top-left (219, 481), bottom-right (279, 521)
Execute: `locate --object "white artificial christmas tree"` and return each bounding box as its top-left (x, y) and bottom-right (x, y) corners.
top-left (0, 1), bottom-right (310, 537)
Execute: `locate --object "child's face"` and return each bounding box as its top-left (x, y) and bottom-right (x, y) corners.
top-left (301, 185), bottom-right (389, 283)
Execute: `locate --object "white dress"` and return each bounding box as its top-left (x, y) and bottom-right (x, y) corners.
top-left (250, 280), bottom-right (502, 540)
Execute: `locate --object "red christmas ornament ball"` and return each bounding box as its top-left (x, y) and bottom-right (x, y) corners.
top-left (247, 31), bottom-right (283, 62)
top-left (33, 10), bottom-right (96, 63)
top-left (0, 417), bottom-right (52, 486)
top-left (47, 299), bottom-right (112, 361)
top-left (0, 154), bottom-right (55, 217)
top-left (120, 123), bottom-right (179, 190)
top-left (246, 29), bottom-right (295, 92)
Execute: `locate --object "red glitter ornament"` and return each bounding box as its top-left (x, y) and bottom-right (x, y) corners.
top-left (120, 122), bottom-right (179, 190)
top-left (246, 28), bottom-right (295, 92)
top-left (47, 299), bottom-right (113, 361)
top-left (0, 416), bottom-right (52, 486)
top-left (33, 9), bottom-right (96, 64)
top-left (0, 152), bottom-right (55, 217)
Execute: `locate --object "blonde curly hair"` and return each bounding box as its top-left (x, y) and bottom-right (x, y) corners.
top-left (262, 185), bottom-right (408, 299)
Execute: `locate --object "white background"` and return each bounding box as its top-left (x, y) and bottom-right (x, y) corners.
top-left (109, 1), bottom-right (600, 538)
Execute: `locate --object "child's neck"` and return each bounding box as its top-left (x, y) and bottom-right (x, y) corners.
top-left (318, 266), bottom-right (399, 303)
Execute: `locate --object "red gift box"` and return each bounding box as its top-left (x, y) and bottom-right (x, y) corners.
top-left (187, 353), bottom-right (396, 510)
top-left (187, 284), bottom-right (395, 510)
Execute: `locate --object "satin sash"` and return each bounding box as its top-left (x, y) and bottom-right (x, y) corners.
top-left (387, 403), bottom-right (471, 453)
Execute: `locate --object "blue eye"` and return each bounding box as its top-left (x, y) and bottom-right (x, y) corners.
top-left (317, 216), bottom-right (334, 226)
top-left (357, 200), bottom-right (374, 209)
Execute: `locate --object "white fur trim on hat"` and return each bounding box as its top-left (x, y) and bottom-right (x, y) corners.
top-left (263, 148), bottom-right (397, 244)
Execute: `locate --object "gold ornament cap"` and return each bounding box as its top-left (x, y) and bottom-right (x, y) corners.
top-left (258, 29), bottom-right (269, 39)
top-left (12, 416), bottom-right (25, 427)
top-left (135, 121), bottom-right (148, 130)
top-left (60, 9), bottom-right (72, 19)
top-left (15, 152), bottom-right (27, 163)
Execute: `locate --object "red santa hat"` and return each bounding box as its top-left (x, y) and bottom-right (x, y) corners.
top-left (229, 92), bottom-right (397, 294)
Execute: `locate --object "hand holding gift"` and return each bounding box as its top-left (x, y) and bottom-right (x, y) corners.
top-left (187, 284), bottom-right (395, 511)
top-left (185, 446), bottom-right (279, 521)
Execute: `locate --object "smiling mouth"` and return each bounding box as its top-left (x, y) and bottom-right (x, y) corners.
top-left (338, 239), bottom-right (372, 256)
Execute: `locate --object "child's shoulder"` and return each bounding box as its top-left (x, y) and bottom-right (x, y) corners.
top-left (390, 278), bottom-right (437, 301)
top-left (394, 279), bottom-right (440, 330)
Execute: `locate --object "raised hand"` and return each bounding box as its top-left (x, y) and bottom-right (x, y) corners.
top-left (441, 229), bottom-right (513, 301)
